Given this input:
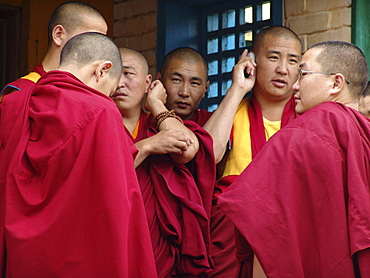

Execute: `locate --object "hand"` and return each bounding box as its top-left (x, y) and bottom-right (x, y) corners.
top-left (230, 49), bottom-right (257, 95)
top-left (145, 80), bottom-right (167, 113)
top-left (145, 129), bottom-right (194, 154)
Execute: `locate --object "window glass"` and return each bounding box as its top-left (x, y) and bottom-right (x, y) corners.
top-left (222, 9), bottom-right (235, 28)
top-left (207, 13), bottom-right (219, 32)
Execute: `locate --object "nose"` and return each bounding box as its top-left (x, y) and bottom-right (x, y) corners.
top-left (292, 80), bottom-right (300, 94)
top-left (178, 82), bottom-right (190, 97)
top-left (118, 75), bottom-right (126, 88)
top-left (276, 60), bottom-right (288, 75)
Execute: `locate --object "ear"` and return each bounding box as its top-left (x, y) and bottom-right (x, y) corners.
top-left (329, 73), bottom-right (345, 96)
top-left (95, 61), bottom-right (113, 82)
top-left (203, 80), bottom-right (210, 98)
top-left (52, 25), bottom-right (65, 47)
top-left (156, 72), bottom-right (161, 80)
top-left (145, 74), bottom-right (153, 92)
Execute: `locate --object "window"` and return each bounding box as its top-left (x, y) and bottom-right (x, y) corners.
top-left (157, 0), bottom-right (282, 111)
top-left (202, 1), bottom-right (275, 112)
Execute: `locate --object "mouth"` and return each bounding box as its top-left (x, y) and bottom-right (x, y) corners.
top-left (111, 92), bottom-right (128, 98)
top-left (271, 79), bottom-right (287, 88)
top-left (176, 101), bottom-right (190, 109)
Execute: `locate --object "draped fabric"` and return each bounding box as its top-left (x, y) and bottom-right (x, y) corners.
top-left (219, 102), bottom-right (370, 278)
top-left (0, 71), bottom-right (157, 277)
top-left (134, 112), bottom-right (215, 277)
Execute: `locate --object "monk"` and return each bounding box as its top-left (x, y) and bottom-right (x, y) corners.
top-left (0, 1), bottom-right (107, 98)
top-left (359, 81), bottom-right (370, 117)
top-left (112, 47), bottom-right (215, 277)
top-left (157, 47), bottom-right (211, 126)
top-left (0, 33), bottom-right (156, 277)
top-left (200, 26), bottom-right (302, 277)
top-left (219, 41), bottom-right (370, 277)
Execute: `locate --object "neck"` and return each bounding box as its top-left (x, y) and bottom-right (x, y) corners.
top-left (343, 101), bottom-right (358, 111)
top-left (333, 92), bottom-right (358, 111)
top-left (254, 94), bottom-right (292, 121)
top-left (121, 108), bottom-right (142, 135)
top-left (41, 48), bottom-right (61, 72)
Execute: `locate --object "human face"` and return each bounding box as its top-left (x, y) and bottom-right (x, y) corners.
top-left (111, 52), bottom-right (151, 113)
top-left (254, 35), bottom-right (301, 101)
top-left (359, 95), bottom-right (370, 117)
top-left (159, 58), bottom-right (209, 120)
top-left (293, 48), bottom-right (334, 114)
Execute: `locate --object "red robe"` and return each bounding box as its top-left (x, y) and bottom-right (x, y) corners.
top-left (189, 108), bottom-right (212, 127)
top-left (209, 96), bottom-right (298, 278)
top-left (0, 62), bottom-right (46, 97)
top-left (218, 102), bottom-right (370, 278)
top-left (0, 71), bottom-right (157, 277)
top-left (133, 111), bottom-right (215, 277)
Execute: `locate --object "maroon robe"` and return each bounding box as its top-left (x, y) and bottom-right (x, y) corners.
top-left (209, 95), bottom-right (298, 277)
top-left (189, 108), bottom-right (212, 127)
top-left (219, 102), bottom-right (370, 277)
top-left (0, 63), bottom-right (46, 97)
top-left (0, 71), bottom-right (157, 277)
top-left (133, 111), bottom-right (215, 277)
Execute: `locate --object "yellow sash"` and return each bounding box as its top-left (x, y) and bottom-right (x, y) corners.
top-left (221, 98), bottom-right (281, 178)
top-left (20, 72), bottom-right (41, 83)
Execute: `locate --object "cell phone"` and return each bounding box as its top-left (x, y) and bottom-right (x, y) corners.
top-left (244, 52), bottom-right (255, 78)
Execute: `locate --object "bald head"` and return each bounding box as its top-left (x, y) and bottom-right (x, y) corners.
top-left (60, 32), bottom-right (122, 79)
top-left (310, 41), bottom-right (368, 99)
top-left (253, 26), bottom-right (301, 56)
top-left (120, 48), bottom-right (149, 75)
top-left (160, 47), bottom-right (208, 78)
top-left (47, 1), bottom-right (106, 47)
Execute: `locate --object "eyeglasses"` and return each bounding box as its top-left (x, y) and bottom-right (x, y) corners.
top-left (297, 69), bottom-right (350, 84)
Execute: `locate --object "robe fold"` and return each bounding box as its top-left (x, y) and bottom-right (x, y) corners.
top-left (219, 102), bottom-right (370, 278)
top-left (0, 71), bottom-right (157, 277)
top-left (209, 95), bottom-right (297, 277)
top-left (134, 112), bottom-right (215, 277)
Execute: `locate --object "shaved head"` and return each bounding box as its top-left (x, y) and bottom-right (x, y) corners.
top-left (310, 41), bottom-right (368, 99)
top-left (119, 48), bottom-right (149, 74)
top-left (160, 47), bottom-right (208, 78)
top-left (60, 32), bottom-right (122, 79)
top-left (253, 26), bottom-right (301, 56)
top-left (47, 1), bottom-right (106, 47)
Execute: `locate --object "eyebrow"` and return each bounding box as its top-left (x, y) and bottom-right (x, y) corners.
top-left (122, 65), bottom-right (136, 70)
top-left (171, 72), bottom-right (204, 82)
top-left (267, 50), bottom-right (301, 59)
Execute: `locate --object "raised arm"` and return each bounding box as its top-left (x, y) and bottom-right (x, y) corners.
top-left (203, 50), bottom-right (257, 163)
top-left (143, 80), bottom-right (199, 165)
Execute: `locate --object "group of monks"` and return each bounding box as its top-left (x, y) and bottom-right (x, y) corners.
top-left (0, 1), bottom-right (369, 277)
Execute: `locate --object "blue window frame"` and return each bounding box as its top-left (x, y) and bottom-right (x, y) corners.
top-left (157, 0), bottom-right (282, 111)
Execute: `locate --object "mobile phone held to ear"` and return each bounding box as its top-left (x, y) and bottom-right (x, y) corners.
top-left (244, 52), bottom-right (255, 78)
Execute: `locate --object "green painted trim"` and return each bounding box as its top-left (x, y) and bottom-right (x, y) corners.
top-left (352, 0), bottom-right (370, 72)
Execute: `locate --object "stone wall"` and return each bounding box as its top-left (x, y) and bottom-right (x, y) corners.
top-left (114, 0), bottom-right (158, 76)
top-left (285, 0), bottom-right (352, 52)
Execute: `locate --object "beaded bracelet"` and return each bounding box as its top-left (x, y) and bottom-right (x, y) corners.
top-left (155, 110), bottom-right (184, 130)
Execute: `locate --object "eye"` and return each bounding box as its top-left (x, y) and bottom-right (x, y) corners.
top-left (268, 56), bottom-right (278, 61)
top-left (172, 78), bottom-right (181, 83)
top-left (124, 72), bottom-right (134, 76)
top-left (289, 59), bottom-right (298, 64)
top-left (191, 81), bottom-right (201, 86)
